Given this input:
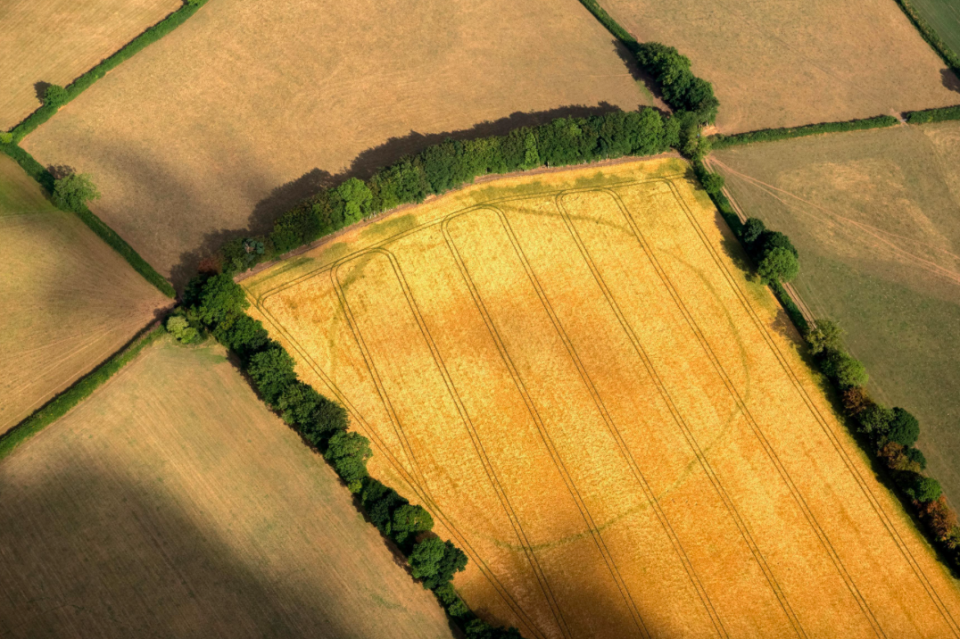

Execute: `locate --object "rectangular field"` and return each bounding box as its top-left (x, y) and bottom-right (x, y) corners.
top-left (0, 154), bottom-right (168, 433)
top-left (0, 0), bottom-right (180, 130)
top-left (0, 337), bottom-right (456, 639)
top-left (20, 0), bottom-right (655, 288)
top-left (597, 0), bottom-right (960, 133)
top-left (243, 158), bottom-right (960, 639)
top-left (711, 122), bottom-right (960, 508)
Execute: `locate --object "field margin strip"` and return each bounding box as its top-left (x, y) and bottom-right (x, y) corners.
top-left (890, 0), bottom-right (960, 77)
top-left (0, 142), bottom-right (176, 297)
top-left (0, 323), bottom-right (167, 461)
top-left (7, 0), bottom-right (209, 142)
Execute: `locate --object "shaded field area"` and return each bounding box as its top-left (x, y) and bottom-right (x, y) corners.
top-left (244, 159), bottom-right (960, 639)
top-left (0, 0), bottom-right (179, 130)
top-left (0, 337), bottom-right (456, 639)
top-left (711, 122), bottom-right (960, 507)
top-left (598, 0), bottom-right (960, 133)
top-left (911, 0), bottom-right (960, 58)
top-left (0, 154), bottom-right (168, 433)
top-left (21, 0), bottom-right (655, 289)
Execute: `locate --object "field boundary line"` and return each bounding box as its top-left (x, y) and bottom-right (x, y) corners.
top-left (332, 247), bottom-right (572, 639)
top-left (660, 180), bottom-right (960, 637)
top-left (442, 209), bottom-right (650, 639)
top-left (252, 290), bottom-right (549, 639)
top-left (554, 187), bottom-right (818, 638)
top-left (487, 199), bottom-right (731, 638)
top-left (605, 183), bottom-right (889, 638)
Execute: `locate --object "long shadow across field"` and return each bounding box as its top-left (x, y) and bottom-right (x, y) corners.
top-left (168, 101), bottom-right (666, 290)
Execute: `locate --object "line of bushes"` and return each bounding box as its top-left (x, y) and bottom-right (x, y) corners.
top-left (693, 159), bottom-right (960, 574)
top-left (174, 274), bottom-right (523, 639)
top-left (0, 141), bottom-right (176, 297)
top-left (709, 115), bottom-right (900, 150)
top-left (0, 323), bottom-right (166, 460)
top-left (211, 107), bottom-right (681, 276)
top-left (905, 105), bottom-right (960, 124)
top-left (8, 0), bottom-right (208, 142)
top-left (575, 0), bottom-right (719, 124)
top-left (891, 0), bottom-right (960, 76)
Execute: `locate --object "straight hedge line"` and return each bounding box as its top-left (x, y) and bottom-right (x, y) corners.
top-left (891, 0), bottom-right (960, 76)
top-left (0, 141), bottom-right (176, 297)
top-left (0, 323), bottom-right (166, 460)
top-left (905, 104), bottom-right (960, 124)
top-left (709, 115), bottom-right (900, 149)
top-left (694, 159), bottom-right (960, 575)
top-left (9, 0), bottom-right (208, 141)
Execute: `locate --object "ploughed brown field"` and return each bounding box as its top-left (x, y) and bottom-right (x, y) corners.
top-left (0, 153), bottom-right (168, 433)
top-left (21, 0), bottom-right (655, 287)
top-left (0, 0), bottom-right (180, 130)
top-left (0, 337), bottom-right (456, 639)
top-left (598, 0), bottom-right (960, 133)
top-left (243, 158), bottom-right (960, 639)
top-left (711, 121), bottom-right (960, 507)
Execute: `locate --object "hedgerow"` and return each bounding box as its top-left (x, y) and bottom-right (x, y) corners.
top-left (891, 0), bottom-right (960, 76)
top-left (9, 0), bottom-right (209, 142)
top-left (905, 105), bottom-right (960, 124)
top-left (693, 160), bottom-right (960, 574)
top-left (709, 115), bottom-right (899, 149)
top-left (181, 274), bottom-right (525, 639)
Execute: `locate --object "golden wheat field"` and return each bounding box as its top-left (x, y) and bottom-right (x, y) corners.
top-left (242, 158), bottom-right (960, 639)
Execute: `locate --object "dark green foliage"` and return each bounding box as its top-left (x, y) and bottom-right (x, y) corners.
top-left (360, 478), bottom-right (409, 535)
top-left (52, 172), bottom-right (100, 213)
top-left (905, 105), bottom-right (960, 124)
top-left (757, 230), bottom-right (799, 259)
top-left (213, 313), bottom-right (269, 361)
top-left (408, 537), bottom-right (467, 589)
top-left (276, 382), bottom-right (348, 447)
top-left (710, 115), bottom-right (899, 149)
top-left (434, 583), bottom-right (470, 617)
top-left (805, 319), bottom-right (845, 356)
top-left (757, 247), bottom-right (799, 283)
top-left (0, 326), bottom-right (166, 460)
top-left (391, 504), bottom-right (435, 543)
top-left (195, 274), bottom-right (249, 326)
top-left (336, 177), bottom-right (374, 222)
top-left (11, 0), bottom-right (209, 142)
top-left (888, 407), bottom-right (920, 447)
top-left (42, 85), bottom-right (68, 107)
top-left (819, 350), bottom-right (868, 389)
top-left (741, 217), bottom-right (766, 246)
top-left (902, 473), bottom-right (943, 503)
top-left (906, 447), bottom-right (927, 470)
top-left (465, 619), bottom-right (524, 639)
top-left (858, 404), bottom-right (895, 438)
top-left (247, 345), bottom-right (296, 405)
top-left (323, 431), bottom-right (372, 492)
top-left (636, 43), bottom-right (719, 123)
top-left (700, 172), bottom-right (725, 195)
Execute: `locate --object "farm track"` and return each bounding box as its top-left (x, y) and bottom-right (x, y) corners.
top-left (248, 166), bottom-right (960, 639)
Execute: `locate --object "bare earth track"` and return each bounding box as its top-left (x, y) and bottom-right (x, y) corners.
top-left (0, 338), bottom-right (456, 639)
top-left (243, 159), bottom-right (960, 639)
top-left (21, 0), bottom-right (654, 287)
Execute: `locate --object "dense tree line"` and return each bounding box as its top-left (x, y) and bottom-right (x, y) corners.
top-left (635, 43), bottom-right (719, 124)
top-left (215, 108), bottom-right (679, 273)
top-left (905, 105), bottom-right (960, 124)
top-left (175, 274), bottom-right (524, 639)
top-left (709, 115), bottom-right (899, 150)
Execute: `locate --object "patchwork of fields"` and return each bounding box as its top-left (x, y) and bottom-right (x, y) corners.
top-left (0, 338), bottom-right (456, 639)
top-left (0, 0), bottom-right (180, 130)
top-left (0, 154), bottom-right (168, 433)
top-left (243, 159), bottom-right (960, 639)
top-left (599, 0), bottom-right (960, 133)
top-left (21, 0), bottom-right (654, 286)
top-left (712, 122), bottom-right (960, 506)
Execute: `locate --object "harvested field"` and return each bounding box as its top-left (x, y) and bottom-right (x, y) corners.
top-left (910, 0), bottom-right (960, 58)
top-left (243, 158), bottom-right (960, 639)
top-left (21, 0), bottom-right (655, 288)
top-left (0, 154), bottom-right (168, 433)
top-left (0, 337), bottom-right (456, 639)
top-left (598, 0), bottom-right (960, 133)
top-left (0, 0), bottom-right (180, 130)
top-left (711, 122), bottom-right (960, 506)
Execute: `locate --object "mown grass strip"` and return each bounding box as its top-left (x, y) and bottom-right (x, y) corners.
top-left (0, 142), bottom-right (175, 297)
top-left (905, 104), bottom-right (960, 124)
top-left (710, 115), bottom-right (900, 149)
top-left (892, 0), bottom-right (960, 75)
top-left (0, 324), bottom-right (166, 461)
top-left (9, 0), bottom-right (208, 142)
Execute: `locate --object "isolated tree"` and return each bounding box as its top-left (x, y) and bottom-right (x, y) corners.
top-left (757, 246), bottom-right (799, 283)
top-left (887, 407), bottom-right (920, 447)
top-left (391, 504), bottom-right (434, 543)
top-left (43, 84), bottom-right (68, 107)
top-left (805, 319), bottom-right (845, 356)
top-left (52, 172), bottom-right (100, 213)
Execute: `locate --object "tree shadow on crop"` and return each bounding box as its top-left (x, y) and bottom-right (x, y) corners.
top-left (941, 69), bottom-right (960, 95)
top-left (33, 81), bottom-right (52, 103)
top-left (610, 39), bottom-right (666, 106)
top-left (172, 102), bottom-right (639, 291)
top-left (0, 462), bottom-right (366, 638)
